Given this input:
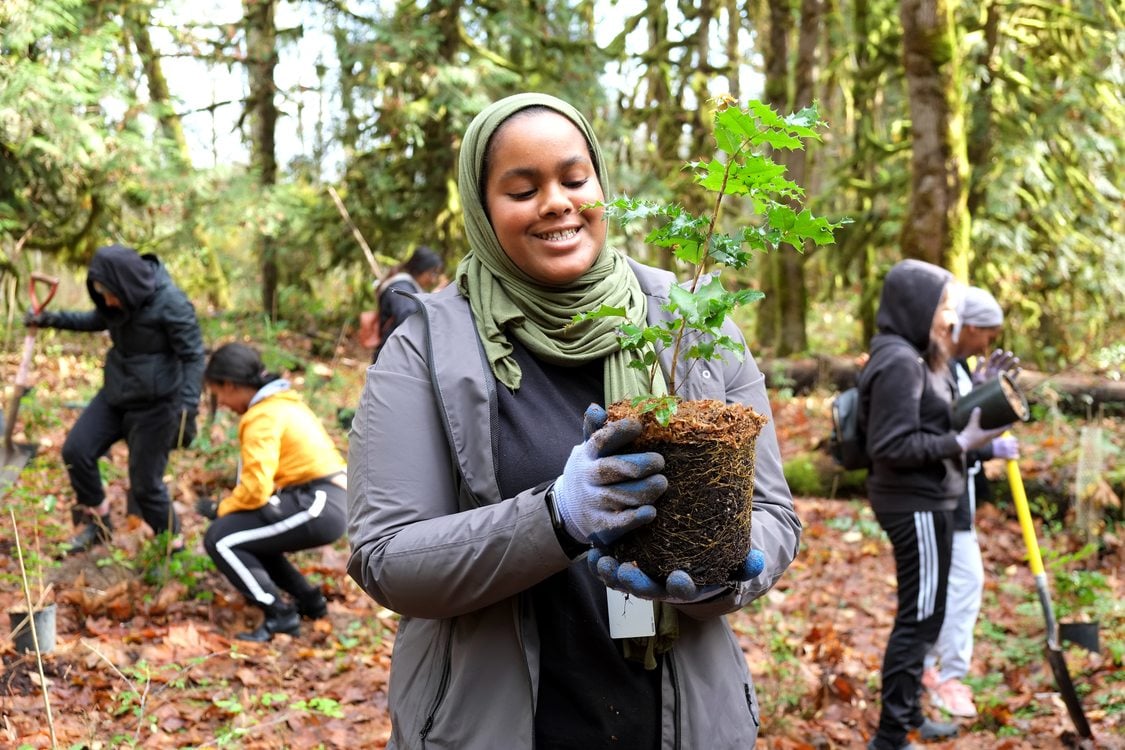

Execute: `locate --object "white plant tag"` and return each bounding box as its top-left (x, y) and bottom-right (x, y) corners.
top-left (606, 588), bottom-right (656, 639)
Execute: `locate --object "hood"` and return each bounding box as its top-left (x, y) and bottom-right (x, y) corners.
top-left (86, 244), bottom-right (158, 317)
top-left (874, 259), bottom-right (953, 351)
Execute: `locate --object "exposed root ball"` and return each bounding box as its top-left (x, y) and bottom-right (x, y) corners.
top-left (608, 398), bottom-right (766, 586)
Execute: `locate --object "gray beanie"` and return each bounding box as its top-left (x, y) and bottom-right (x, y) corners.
top-left (960, 286), bottom-right (1004, 327)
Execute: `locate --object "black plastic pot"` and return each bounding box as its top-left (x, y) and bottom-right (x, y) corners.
top-left (1059, 621), bottom-right (1100, 654)
top-left (952, 372), bottom-right (1030, 431)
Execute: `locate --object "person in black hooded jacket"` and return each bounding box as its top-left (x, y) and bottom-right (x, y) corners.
top-left (858, 260), bottom-right (1010, 750)
top-left (25, 244), bottom-right (205, 553)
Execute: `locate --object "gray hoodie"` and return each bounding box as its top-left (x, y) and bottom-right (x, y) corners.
top-left (347, 260), bottom-right (800, 749)
top-left (859, 259), bottom-right (965, 513)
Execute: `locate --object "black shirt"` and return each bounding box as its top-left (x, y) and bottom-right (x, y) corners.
top-left (494, 340), bottom-right (663, 749)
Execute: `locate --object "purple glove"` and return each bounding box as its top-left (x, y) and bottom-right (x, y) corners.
top-left (972, 349), bottom-right (1021, 385)
top-left (956, 407), bottom-right (1011, 452)
top-left (991, 435), bottom-right (1019, 460)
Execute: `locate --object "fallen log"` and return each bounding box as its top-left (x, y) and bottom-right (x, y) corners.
top-left (760, 355), bottom-right (1125, 415)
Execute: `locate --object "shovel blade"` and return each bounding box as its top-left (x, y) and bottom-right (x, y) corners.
top-left (1046, 644), bottom-right (1093, 739)
top-left (0, 442), bottom-right (36, 493)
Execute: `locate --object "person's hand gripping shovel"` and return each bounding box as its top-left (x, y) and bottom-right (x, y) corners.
top-left (2, 272), bottom-right (59, 467)
top-left (1007, 441), bottom-right (1094, 740)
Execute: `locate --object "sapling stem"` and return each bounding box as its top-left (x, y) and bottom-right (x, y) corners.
top-left (665, 138), bottom-right (743, 395)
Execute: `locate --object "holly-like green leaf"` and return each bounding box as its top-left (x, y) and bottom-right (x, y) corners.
top-left (721, 156), bottom-right (791, 196)
top-left (632, 395), bottom-right (680, 427)
top-left (708, 232), bottom-right (752, 268)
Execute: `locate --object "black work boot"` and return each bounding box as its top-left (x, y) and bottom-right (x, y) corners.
top-left (916, 717), bottom-right (959, 741)
top-left (237, 602), bottom-right (300, 642)
top-left (296, 589), bottom-right (328, 620)
top-left (65, 508), bottom-right (113, 554)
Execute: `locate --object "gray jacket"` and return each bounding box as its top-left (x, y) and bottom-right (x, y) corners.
top-left (347, 260), bottom-right (800, 749)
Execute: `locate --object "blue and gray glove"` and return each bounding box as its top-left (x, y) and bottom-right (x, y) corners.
top-left (588, 547), bottom-right (766, 603)
top-left (551, 404), bottom-right (666, 545)
top-left (955, 407), bottom-right (1011, 452)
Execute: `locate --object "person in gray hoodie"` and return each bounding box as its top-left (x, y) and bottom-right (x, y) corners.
top-left (346, 93), bottom-right (801, 749)
top-left (858, 260), bottom-right (1010, 750)
top-left (24, 244), bottom-right (204, 553)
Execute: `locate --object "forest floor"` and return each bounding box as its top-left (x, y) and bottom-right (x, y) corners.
top-left (0, 331), bottom-right (1121, 749)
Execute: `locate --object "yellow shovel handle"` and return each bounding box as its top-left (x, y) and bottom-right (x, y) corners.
top-left (1007, 456), bottom-right (1045, 577)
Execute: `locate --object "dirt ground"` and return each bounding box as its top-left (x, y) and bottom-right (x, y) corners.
top-left (1, 344), bottom-right (1121, 748)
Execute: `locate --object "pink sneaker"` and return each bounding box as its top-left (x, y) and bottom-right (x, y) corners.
top-left (921, 667), bottom-right (940, 691)
top-left (931, 678), bottom-right (978, 718)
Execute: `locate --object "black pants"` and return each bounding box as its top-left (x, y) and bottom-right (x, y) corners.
top-left (872, 509), bottom-right (954, 749)
top-left (203, 477), bottom-right (347, 608)
top-left (62, 390), bottom-right (179, 536)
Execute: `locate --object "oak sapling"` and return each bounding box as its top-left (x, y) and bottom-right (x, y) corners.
top-left (578, 97), bottom-right (846, 584)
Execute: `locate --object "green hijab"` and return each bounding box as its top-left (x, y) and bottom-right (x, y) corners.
top-left (454, 92), bottom-right (666, 403)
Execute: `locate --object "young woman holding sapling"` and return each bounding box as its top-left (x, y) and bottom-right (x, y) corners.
top-left (346, 93), bottom-right (801, 749)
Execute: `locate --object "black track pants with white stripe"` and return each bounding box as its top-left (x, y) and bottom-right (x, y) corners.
top-left (204, 480), bottom-right (346, 608)
top-left (872, 509), bottom-right (954, 748)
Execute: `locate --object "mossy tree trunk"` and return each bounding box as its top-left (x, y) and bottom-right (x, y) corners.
top-left (244, 0), bottom-right (280, 318)
top-left (899, 0), bottom-right (970, 280)
top-left (759, 0), bottom-right (821, 355)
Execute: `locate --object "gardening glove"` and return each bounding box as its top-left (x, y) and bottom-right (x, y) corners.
top-left (171, 408), bottom-right (198, 449)
top-left (588, 547), bottom-right (766, 603)
top-left (990, 434), bottom-right (1020, 460)
top-left (22, 310), bottom-right (57, 328)
top-left (955, 407), bottom-right (1011, 453)
top-left (972, 349), bottom-right (1021, 385)
top-left (551, 404), bottom-right (666, 545)
top-left (194, 497), bottom-right (218, 520)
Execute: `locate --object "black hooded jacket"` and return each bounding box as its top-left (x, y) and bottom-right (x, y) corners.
top-left (858, 259), bottom-right (965, 513)
top-left (47, 245), bottom-right (204, 411)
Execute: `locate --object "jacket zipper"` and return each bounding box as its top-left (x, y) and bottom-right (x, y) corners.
top-left (668, 652), bottom-right (681, 750)
top-left (419, 622), bottom-right (455, 745)
top-left (744, 684), bottom-right (759, 727)
top-left (515, 594), bottom-right (537, 750)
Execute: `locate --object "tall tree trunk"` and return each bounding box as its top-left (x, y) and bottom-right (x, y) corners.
top-left (127, 8), bottom-right (230, 309)
top-left (899, 0), bottom-right (970, 279)
top-left (244, 0), bottom-right (279, 318)
top-left (965, 0), bottom-right (1000, 220)
top-left (758, 0), bottom-right (820, 356)
top-left (756, 0), bottom-right (791, 352)
top-left (774, 0), bottom-right (821, 356)
top-left (724, 0), bottom-right (743, 100)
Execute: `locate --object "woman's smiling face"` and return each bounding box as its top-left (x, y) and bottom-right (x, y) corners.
top-left (483, 110), bottom-right (606, 286)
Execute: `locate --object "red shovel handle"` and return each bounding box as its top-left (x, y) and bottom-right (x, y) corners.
top-left (29, 272), bottom-right (59, 315)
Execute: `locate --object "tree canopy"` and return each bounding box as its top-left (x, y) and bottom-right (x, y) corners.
top-left (1, 0), bottom-right (1121, 369)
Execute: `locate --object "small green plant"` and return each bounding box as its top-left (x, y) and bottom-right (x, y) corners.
top-left (824, 506), bottom-right (885, 540)
top-left (738, 610), bottom-right (809, 722)
top-left (209, 689), bottom-right (347, 746)
top-left (136, 531), bottom-right (215, 588)
top-left (1046, 542), bottom-right (1110, 618)
top-left (577, 97), bottom-right (847, 425)
top-left (782, 454), bottom-right (825, 496)
top-left (976, 617), bottom-right (1040, 668)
